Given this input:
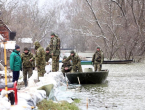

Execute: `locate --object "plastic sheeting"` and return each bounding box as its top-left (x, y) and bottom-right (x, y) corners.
top-left (0, 94), bottom-right (11, 110)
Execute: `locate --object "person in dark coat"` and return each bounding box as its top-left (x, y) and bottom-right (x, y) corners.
top-left (10, 45), bottom-right (22, 82)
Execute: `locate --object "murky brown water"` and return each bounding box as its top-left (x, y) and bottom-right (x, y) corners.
top-left (77, 63), bottom-right (145, 110)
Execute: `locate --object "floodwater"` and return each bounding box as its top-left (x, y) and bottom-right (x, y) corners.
top-left (77, 62), bottom-right (145, 110)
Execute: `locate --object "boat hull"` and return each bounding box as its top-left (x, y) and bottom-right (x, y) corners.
top-left (66, 70), bottom-right (109, 84)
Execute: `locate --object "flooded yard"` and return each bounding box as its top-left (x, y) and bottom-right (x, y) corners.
top-left (77, 63), bottom-right (145, 110)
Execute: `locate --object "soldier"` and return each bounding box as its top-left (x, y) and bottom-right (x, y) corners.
top-left (34, 42), bottom-right (46, 80)
top-left (61, 56), bottom-right (72, 77)
top-left (21, 47), bottom-right (35, 87)
top-left (62, 50), bottom-right (82, 72)
top-left (45, 47), bottom-right (51, 64)
top-left (49, 33), bottom-right (60, 72)
top-left (92, 47), bottom-right (104, 71)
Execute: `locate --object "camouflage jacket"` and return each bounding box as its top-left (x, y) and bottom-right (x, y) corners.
top-left (35, 46), bottom-right (46, 66)
top-left (63, 53), bottom-right (81, 67)
top-left (45, 52), bottom-right (51, 62)
top-left (92, 50), bottom-right (104, 64)
top-left (21, 52), bottom-right (34, 68)
top-left (49, 36), bottom-right (60, 55)
top-left (61, 60), bottom-right (72, 70)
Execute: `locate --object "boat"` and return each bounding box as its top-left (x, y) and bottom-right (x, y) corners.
top-left (81, 60), bottom-right (133, 65)
top-left (60, 60), bottom-right (133, 65)
top-left (66, 68), bottom-right (109, 84)
top-left (103, 60), bottom-right (133, 64)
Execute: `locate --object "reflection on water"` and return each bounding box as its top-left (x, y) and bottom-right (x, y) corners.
top-left (77, 63), bottom-right (145, 110)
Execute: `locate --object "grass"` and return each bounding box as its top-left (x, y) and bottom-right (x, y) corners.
top-left (73, 99), bottom-right (81, 103)
top-left (37, 99), bottom-right (80, 110)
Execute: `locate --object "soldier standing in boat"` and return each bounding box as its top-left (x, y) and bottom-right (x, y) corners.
top-left (61, 56), bottom-right (72, 77)
top-left (92, 47), bottom-right (104, 71)
top-left (62, 50), bottom-right (82, 72)
top-left (48, 33), bottom-right (60, 72)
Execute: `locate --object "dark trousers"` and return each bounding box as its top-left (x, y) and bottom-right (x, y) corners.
top-left (12, 71), bottom-right (20, 82)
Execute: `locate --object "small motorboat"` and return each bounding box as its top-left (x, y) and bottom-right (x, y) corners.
top-left (66, 68), bottom-right (109, 84)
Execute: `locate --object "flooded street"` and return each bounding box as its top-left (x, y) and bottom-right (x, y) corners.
top-left (77, 62), bottom-right (145, 110)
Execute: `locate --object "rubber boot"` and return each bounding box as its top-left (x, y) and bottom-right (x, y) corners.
top-left (24, 79), bottom-right (27, 87)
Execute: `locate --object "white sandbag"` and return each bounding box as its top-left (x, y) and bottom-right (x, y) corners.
top-left (34, 90), bottom-right (46, 103)
top-left (28, 78), bottom-right (37, 87)
top-left (45, 65), bottom-right (52, 73)
top-left (0, 96), bottom-right (11, 110)
top-left (29, 89), bottom-right (46, 106)
top-left (18, 93), bottom-right (32, 101)
top-left (17, 98), bottom-right (31, 108)
top-left (18, 87), bottom-right (46, 107)
top-left (18, 94), bottom-right (35, 107)
top-left (28, 70), bottom-right (38, 81)
top-left (10, 105), bottom-right (32, 110)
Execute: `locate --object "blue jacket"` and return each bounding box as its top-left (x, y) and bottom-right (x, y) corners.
top-left (10, 50), bottom-right (22, 71)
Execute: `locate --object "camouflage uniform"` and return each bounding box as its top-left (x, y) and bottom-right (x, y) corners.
top-left (34, 42), bottom-right (46, 80)
top-left (49, 33), bottom-right (60, 72)
top-left (21, 48), bottom-right (35, 86)
top-left (61, 56), bottom-right (72, 77)
top-left (92, 47), bottom-right (104, 71)
top-left (45, 47), bottom-right (51, 62)
top-left (63, 51), bottom-right (82, 72)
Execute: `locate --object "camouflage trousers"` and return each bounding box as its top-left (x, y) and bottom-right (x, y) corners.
top-left (23, 67), bottom-right (33, 81)
top-left (37, 65), bottom-right (46, 80)
top-left (94, 63), bottom-right (102, 71)
top-left (72, 64), bottom-right (83, 72)
top-left (52, 55), bottom-right (59, 72)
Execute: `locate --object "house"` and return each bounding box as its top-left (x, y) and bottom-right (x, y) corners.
top-left (17, 38), bottom-right (35, 53)
top-left (0, 20), bottom-right (15, 70)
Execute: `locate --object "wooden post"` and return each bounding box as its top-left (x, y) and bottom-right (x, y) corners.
top-left (86, 98), bottom-right (88, 109)
top-left (77, 77), bottom-right (80, 85)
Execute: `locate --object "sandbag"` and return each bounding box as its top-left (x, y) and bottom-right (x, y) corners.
top-left (37, 84), bottom-right (54, 96)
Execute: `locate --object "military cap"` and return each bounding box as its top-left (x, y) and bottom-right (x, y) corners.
top-left (97, 47), bottom-right (100, 49)
top-left (70, 50), bottom-right (75, 54)
top-left (63, 56), bottom-right (67, 59)
top-left (34, 41), bottom-right (40, 46)
top-left (51, 33), bottom-right (55, 36)
top-left (46, 47), bottom-right (49, 51)
top-left (24, 47), bottom-right (28, 51)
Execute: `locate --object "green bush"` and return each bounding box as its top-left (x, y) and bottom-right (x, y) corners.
top-left (37, 100), bottom-right (79, 110)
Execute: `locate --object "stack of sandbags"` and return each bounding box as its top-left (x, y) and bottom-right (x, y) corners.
top-left (0, 96), bottom-right (11, 110)
top-left (0, 90), bottom-right (13, 110)
top-left (17, 87), bottom-right (46, 107)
